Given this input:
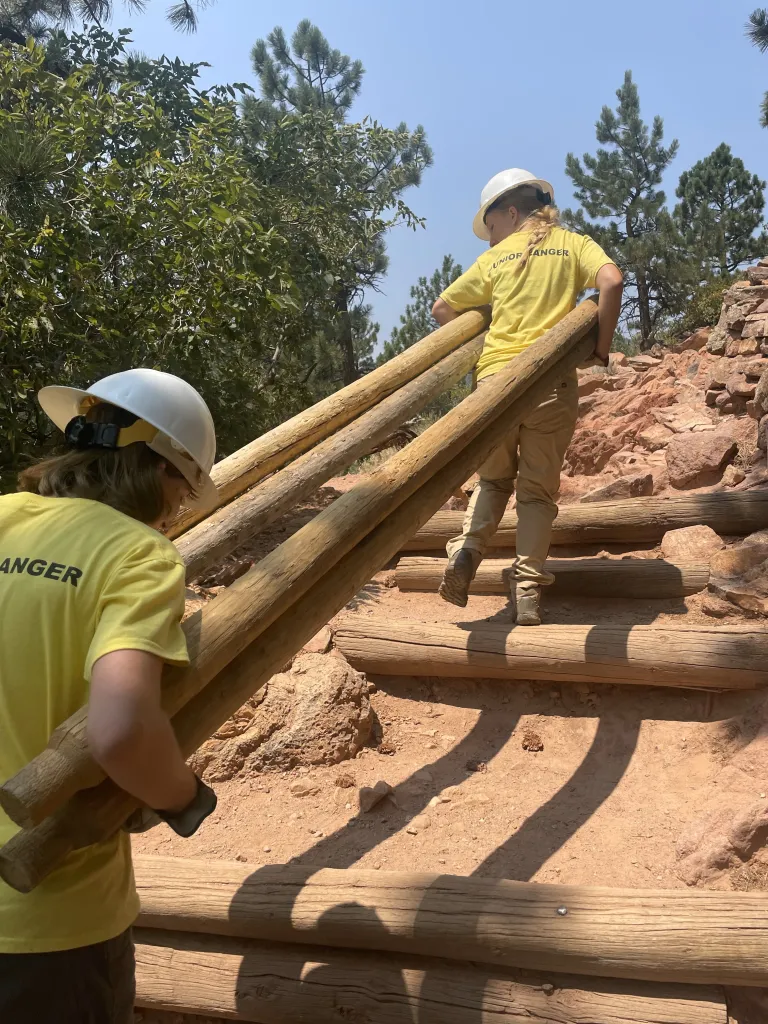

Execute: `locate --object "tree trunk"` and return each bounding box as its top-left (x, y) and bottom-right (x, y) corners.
top-left (395, 556), bottom-right (709, 598)
top-left (134, 929), bottom-right (727, 1024)
top-left (334, 618), bottom-right (768, 690)
top-left (402, 492), bottom-right (768, 552)
top-left (134, 855), bottom-right (768, 987)
top-left (636, 268), bottom-right (654, 349)
top-left (335, 287), bottom-right (358, 386)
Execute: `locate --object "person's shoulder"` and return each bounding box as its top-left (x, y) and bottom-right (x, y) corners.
top-left (76, 501), bottom-right (183, 569)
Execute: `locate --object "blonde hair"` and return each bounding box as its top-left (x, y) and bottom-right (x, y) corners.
top-left (18, 403), bottom-right (168, 524)
top-left (486, 184), bottom-right (561, 269)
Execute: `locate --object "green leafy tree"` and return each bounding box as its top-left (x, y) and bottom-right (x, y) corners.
top-left (748, 8), bottom-right (768, 126)
top-left (675, 144), bottom-right (767, 274)
top-left (0, 31), bottom-right (305, 483)
top-left (244, 20), bottom-right (432, 385)
top-left (378, 255), bottom-right (463, 363)
top-left (0, 0), bottom-right (212, 43)
top-left (565, 71), bottom-right (685, 348)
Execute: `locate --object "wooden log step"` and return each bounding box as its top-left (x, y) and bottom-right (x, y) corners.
top-left (396, 556), bottom-right (710, 597)
top-left (403, 491), bottom-right (768, 552)
top-left (134, 856), bottom-right (768, 987)
top-left (334, 618), bottom-right (768, 690)
top-left (134, 929), bottom-right (727, 1024)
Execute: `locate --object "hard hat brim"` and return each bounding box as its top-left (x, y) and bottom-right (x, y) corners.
top-left (37, 385), bottom-right (218, 513)
top-left (472, 177), bottom-right (556, 240)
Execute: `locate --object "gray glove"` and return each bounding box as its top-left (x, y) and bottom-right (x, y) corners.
top-left (123, 776), bottom-right (217, 837)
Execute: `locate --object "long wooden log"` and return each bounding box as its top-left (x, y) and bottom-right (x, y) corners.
top-left (0, 308), bottom-right (600, 891)
top-left (0, 302), bottom-right (597, 835)
top-left (334, 619), bottom-right (768, 690)
top-left (133, 856), bottom-right (768, 987)
top-left (168, 309), bottom-right (489, 539)
top-left (396, 556), bottom-right (710, 597)
top-left (134, 929), bottom-right (727, 1024)
top-left (178, 335), bottom-right (484, 581)
top-left (403, 491), bottom-right (768, 552)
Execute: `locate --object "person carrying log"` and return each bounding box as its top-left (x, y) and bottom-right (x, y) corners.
top-left (432, 168), bottom-right (623, 624)
top-left (0, 369), bottom-right (220, 1023)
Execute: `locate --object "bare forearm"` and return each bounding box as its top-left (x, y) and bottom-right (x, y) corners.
top-left (595, 266), bottom-right (624, 359)
top-left (88, 650), bottom-right (197, 814)
top-left (90, 710), bottom-right (196, 813)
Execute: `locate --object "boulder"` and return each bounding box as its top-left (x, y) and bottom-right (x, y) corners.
top-left (628, 354), bottom-right (661, 372)
top-left (742, 314), bottom-right (768, 339)
top-left (705, 390), bottom-right (721, 408)
top-left (653, 404), bottom-right (715, 433)
top-left (676, 798), bottom-right (768, 885)
top-left (754, 371), bottom-right (768, 418)
top-left (675, 326), bottom-right (710, 352)
top-left (706, 326), bottom-right (729, 355)
top-left (747, 266), bottom-right (768, 285)
top-left (563, 428), bottom-right (622, 476)
top-left (727, 336), bottom-right (762, 357)
top-left (710, 543), bottom-right (768, 579)
top-left (636, 422), bottom-right (674, 451)
top-left (579, 472), bottom-right (654, 503)
top-left (660, 525), bottom-right (725, 562)
top-left (665, 430), bottom-right (738, 489)
top-left (759, 415), bottom-right (768, 452)
top-left (702, 593), bottom-right (740, 618)
top-left (744, 359), bottom-right (767, 380)
top-left (726, 375), bottom-right (758, 399)
top-left (189, 653), bottom-right (373, 781)
top-left (609, 351), bottom-right (628, 367)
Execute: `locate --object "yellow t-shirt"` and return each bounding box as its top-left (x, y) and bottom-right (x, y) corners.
top-left (0, 492), bottom-right (189, 953)
top-left (441, 226), bottom-right (615, 380)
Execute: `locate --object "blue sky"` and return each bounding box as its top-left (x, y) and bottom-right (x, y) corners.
top-left (125, 0), bottom-right (768, 343)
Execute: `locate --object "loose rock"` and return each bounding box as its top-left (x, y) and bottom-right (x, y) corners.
top-left (579, 472), bottom-right (653, 503)
top-left (665, 431), bottom-right (738, 489)
top-left (660, 525), bottom-right (724, 562)
top-left (358, 780), bottom-right (393, 813)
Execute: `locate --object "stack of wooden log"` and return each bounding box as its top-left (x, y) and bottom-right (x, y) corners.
top-left (133, 856), bottom-right (765, 1023)
top-left (0, 300), bottom-right (603, 893)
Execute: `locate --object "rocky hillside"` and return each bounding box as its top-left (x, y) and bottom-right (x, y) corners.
top-left (565, 270), bottom-right (768, 506)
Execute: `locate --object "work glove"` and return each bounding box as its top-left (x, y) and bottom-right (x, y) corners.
top-left (123, 776), bottom-right (217, 837)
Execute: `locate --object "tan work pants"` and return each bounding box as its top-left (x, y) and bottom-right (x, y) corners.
top-left (446, 372), bottom-right (578, 590)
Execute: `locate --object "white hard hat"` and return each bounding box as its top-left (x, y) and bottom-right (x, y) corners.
top-left (38, 368), bottom-right (218, 511)
top-left (473, 168), bottom-right (555, 241)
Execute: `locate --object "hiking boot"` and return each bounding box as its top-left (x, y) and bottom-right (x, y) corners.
top-left (515, 585), bottom-right (541, 626)
top-left (439, 549), bottom-right (480, 608)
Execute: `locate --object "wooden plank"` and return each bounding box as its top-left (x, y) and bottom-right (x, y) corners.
top-left (334, 618), bottom-right (768, 690)
top-left (403, 492), bottom-right (768, 552)
top-left (168, 308), bottom-right (489, 539)
top-left (396, 556), bottom-right (710, 597)
top-left (134, 929), bottom-right (727, 1024)
top-left (0, 302), bottom-right (597, 837)
top-left (178, 335), bottom-right (484, 581)
top-left (133, 856), bottom-right (768, 988)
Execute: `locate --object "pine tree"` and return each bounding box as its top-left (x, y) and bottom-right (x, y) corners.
top-left (565, 71), bottom-right (682, 348)
top-left (747, 8), bottom-right (768, 126)
top-left (244, 20), bottom-right (432, 385)
top-left (675, 143), bottom-right (768, 274)
top-left (0, 0), bottom-right (211, 43)
top-left (248, 18), bottom-right (363, 123)
top-left (378, 255), bottom-right (463, 363)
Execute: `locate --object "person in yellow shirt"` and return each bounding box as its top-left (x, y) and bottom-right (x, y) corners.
top-left (432, 168), bottom-right (623, 623)
top-left (0, 368), bottom-right (221, 1023)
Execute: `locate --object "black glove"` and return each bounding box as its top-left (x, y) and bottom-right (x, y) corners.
top-left (123, 776), bottom-right (217, 837)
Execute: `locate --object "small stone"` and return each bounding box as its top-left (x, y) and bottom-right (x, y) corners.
top-left (521, 729), bottom-right (544, 752)
top-left (263, 846), bottom-right (272, 853)
top-left (702, 593), bottom-right (740, 619)
top-left (303, 626), bottom-right (333, 654)
top-left (722, 464), bottom-right (746, 487)
top-left (290, 781), bottom-right (320, 798)
top-left (542, 983), bottom-right (555, 995)
top-left (406, 814), bottom-right (432, 835)
top-left (358, 780), bottom-right (393, 813)
top-left (235, 853), bottom-right (248, 863)
top-left (334, 772), bottom-right (356, 789)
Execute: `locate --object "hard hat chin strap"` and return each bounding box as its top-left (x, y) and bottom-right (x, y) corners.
top-left (64, 415), bottom-right (158, 450)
